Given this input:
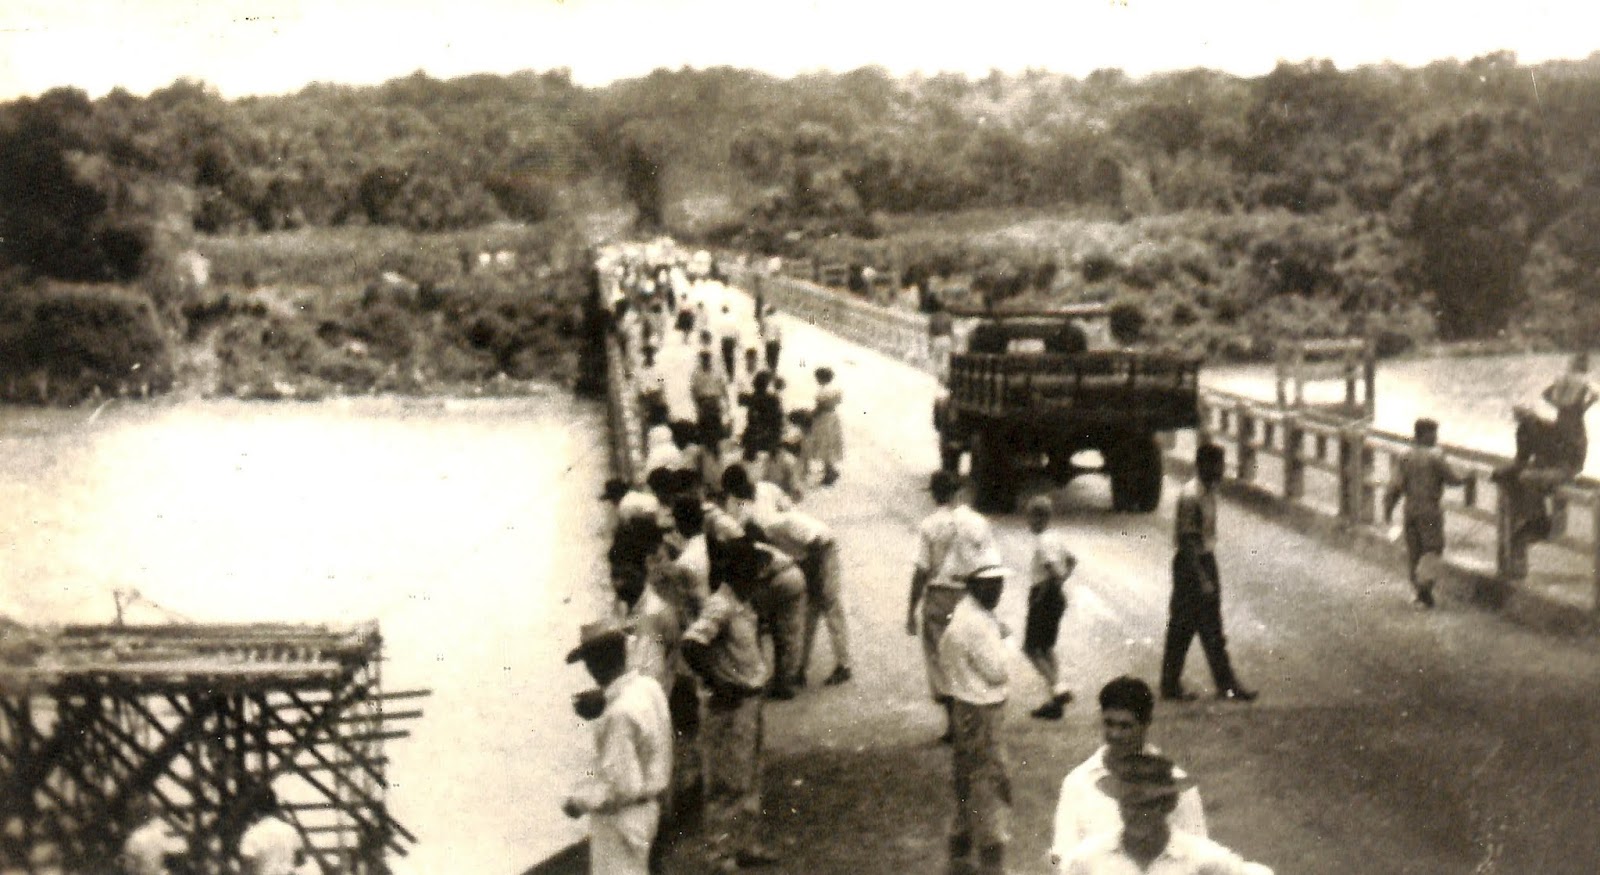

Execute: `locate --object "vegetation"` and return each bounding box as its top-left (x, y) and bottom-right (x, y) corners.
top-left (4, 52), bottom-right (1600, 401)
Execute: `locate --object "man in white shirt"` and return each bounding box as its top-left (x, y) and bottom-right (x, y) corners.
top-left (1060, 754), bottom-right (1272, 875)
top-left (636, 344), bottom-right (669, 430)
top-left (563, 621), bottom-right (674, 875)
top-left (1050, 677), bottom-right (1207, 871)
top-left (908, 471), bottom-right (1000, 742)
top-left (938, 563), bottom-right (1014, 875)
top-left (759, 509), bottom-right (852, 687)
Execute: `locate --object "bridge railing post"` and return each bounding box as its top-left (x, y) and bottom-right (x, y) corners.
top-left (1236, 404), bottom-right (1257, 483)
top-left (1283, 415), bottom-right (1305, 501)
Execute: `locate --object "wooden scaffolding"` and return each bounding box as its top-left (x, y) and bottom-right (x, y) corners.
top-left (0, 622), bottom-right (426, 874)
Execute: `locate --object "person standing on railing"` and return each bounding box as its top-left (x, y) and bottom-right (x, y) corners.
top-left (1160, 443), bottom-right (1259, 701)
top-left (1383, 418), bottom-right (1468, 609)
top-left (1544, 352), bottom-right (1595, 474)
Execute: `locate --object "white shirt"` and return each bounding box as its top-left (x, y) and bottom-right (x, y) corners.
top-left (1061, 830), bottom-right (1272, 875)
top-left (569, 672), bottom-right (674, 813)
top-left (1033, 529), bottom-right (1077, 588)
top-left (916, 504), bottom-right (999, 589)
top-left (617, 490), bottom-right (662, 524)
top-left (613, 587), bottom-right (679, 692)
top-left (636, 362), bottom-right (668, 397)
top-left (734, 481), bottom-right (795, 532)
top-left (938, 595), bottom-right (1009, 706)
top-left (239, 816), bottom-right (300, 875)
top-left (761, 510), bottom-right (832, 560)
top-left (1051, 745), bottom-right (1207, 868)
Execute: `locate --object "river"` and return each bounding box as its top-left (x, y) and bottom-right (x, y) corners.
top-left (0, 392), bottom-right (610, 875)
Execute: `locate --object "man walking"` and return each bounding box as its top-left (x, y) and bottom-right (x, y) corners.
top-left (691, 349), bottom-right (730, 448)
top-left (1060, 754), bottom-right (1273, 875)
top-left (940, 564), bottom-right (1014, 875)
top-left (1049, 676), bottom-right (1207, 870)
top-left (908, 471), bottom-right (1000, 742)
top-left (681, 539), bottom-right (781, 871)
top-left (1023, 496), bottom-right (1077, 720)
top-left (1159, 444), bottom-right (1257, 703)
top-left (562, 621), bottom-right (674, 875)
top-left (1383, 417), bottom-right (1467, 608)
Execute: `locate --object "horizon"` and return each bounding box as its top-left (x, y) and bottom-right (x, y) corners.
top-left (3, 0), bottom-right (1599, 102)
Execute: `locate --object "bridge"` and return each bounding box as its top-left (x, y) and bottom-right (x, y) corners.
top-left (602, 261), bottom-right (1600, 873)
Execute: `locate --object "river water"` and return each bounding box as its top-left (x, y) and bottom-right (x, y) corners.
top-left (0, 393), bottom-right (611, 874)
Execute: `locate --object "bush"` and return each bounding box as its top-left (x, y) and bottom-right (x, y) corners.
top-left (1108, 299), bottom-right (1147, 345)
top-left (0, 282), bottom-right (174, 402)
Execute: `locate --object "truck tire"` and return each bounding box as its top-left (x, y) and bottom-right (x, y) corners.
top-left (970, 431), bottom-right (1016, 514)
top-left (940, 443), bottom-right (963, 474)
top-left (1128, 436), bottom-right (1164, 513)
top-left (1108, 436), bottom-right (1163, 513)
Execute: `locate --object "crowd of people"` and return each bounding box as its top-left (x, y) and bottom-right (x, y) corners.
top-left (566, 245), bottom-right (854, 874)
top-left (566, 244), bottom-right (1594, 874)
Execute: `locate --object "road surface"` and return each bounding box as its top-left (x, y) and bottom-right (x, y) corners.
top-left (639, 281), bottom-right (1600, 874)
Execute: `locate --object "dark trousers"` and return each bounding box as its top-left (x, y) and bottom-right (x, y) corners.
top-left (720, 337), bottom-right (738, 380)
top-left (765, 340), bottom-right (781, 372)
top-left (1159, 552), bottom-right (1239, 695)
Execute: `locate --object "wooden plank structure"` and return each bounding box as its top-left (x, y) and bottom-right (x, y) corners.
top-left (0, 622), bottom-right (426, 874)
top-left (1273, 337), bottom-right (1377, 421)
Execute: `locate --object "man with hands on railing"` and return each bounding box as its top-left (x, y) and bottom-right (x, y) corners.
top-left (1383, 417), bottom-right (1468, 609)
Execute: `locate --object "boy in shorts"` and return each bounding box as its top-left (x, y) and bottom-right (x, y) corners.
top-left (1023, 495), bottom-right (1077, 719)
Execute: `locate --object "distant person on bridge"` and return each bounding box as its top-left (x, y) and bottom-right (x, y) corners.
top-left (939, 563), bottom-right (1015, 875)
top-left (1059, 753), bottom-right (1273, 875)
top-left (1543, 351), bottom-right (1595, 472)
top-left (908, 471), bottom-right (1001, 743)
top-left (760, 306), bottom-right (783, 372)
top-left (715, 304), bottom-right (741, 379)
top-left (1382, 418), bottom-right (1468, 609)
top-left (681, 539), bottom-right (782, 872)
top-left (807, 367), bottom-right (844, 487)
top-left (1049, 676), bottom-right (1207, 871)
top-left (741, 371), bottom-right (785, 462)
top-left (562, 621), bottom-right (673, 875)
top-left (691, 350), bottom-right (730, 448)
top-left (1159, 443), bottom-right (1258, 702)
top-left (1023, 496), bottom-right (1078, 720)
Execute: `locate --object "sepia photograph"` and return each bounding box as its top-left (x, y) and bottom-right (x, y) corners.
top-left (3, 1), bottom-right (1600, 872)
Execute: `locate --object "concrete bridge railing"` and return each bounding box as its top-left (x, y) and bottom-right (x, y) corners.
top-left (731, 262), bottom-right (1600, 615)
top-left (603, 334), bottom-right (645, 485)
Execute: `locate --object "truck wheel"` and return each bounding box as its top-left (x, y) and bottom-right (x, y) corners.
top-left (1129, 436), bottom-right (1164, 513)
top-left (970, 432), bottom-right (1016, 514)
top-left (939, 443), bottom-right (963, 474)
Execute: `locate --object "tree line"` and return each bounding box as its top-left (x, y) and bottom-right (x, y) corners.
top-left (4, 53), bottom-right (1600, 344)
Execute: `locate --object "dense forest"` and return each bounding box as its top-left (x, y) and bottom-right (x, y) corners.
top-left (3, 53), bottom-right (1600, 399)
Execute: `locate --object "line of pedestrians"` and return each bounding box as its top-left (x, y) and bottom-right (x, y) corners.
top-left (564, 247), bottom-right (856, 874)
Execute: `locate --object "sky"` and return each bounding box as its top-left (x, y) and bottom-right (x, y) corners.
top-left (2, 0), bottom-right (1598, 100)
